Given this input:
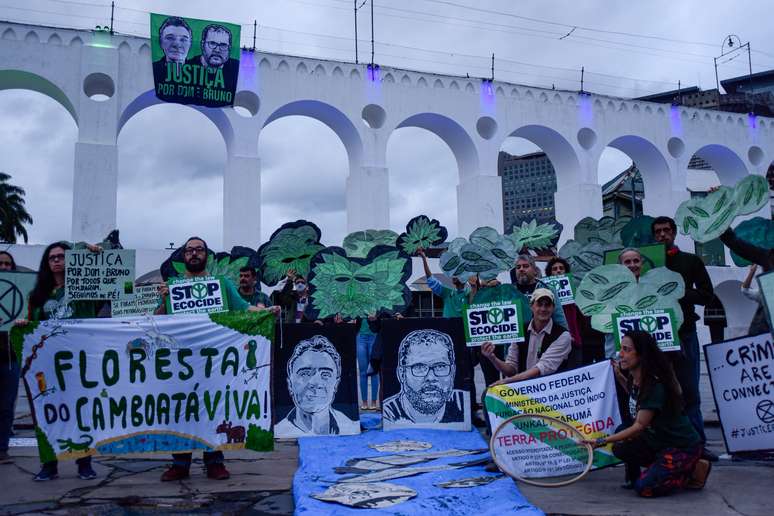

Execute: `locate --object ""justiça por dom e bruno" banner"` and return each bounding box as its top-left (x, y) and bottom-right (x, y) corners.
top-left (14, 312), bottom-right (274, 462)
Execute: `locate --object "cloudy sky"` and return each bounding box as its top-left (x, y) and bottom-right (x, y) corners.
top-left (1, 0), bottom-right (773, 250)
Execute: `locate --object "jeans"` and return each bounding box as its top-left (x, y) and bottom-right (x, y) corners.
top-left (672, 330), bottom-right (705, 443)
top-left (356, 333), bottom-right (378, 403)
top-left (0, 356), bottom-right (20, 452)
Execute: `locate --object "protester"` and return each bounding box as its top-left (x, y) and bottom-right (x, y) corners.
top-left (588, 331), bottom-right (710, 497)
top-left (720, 227), bottom-right (773, 335)
top-left (155, 237), bottom-right (262, 481)
top-left (356, 313), bottom-right (380, 410)
top-left (510, 254), bottom-right (541, 296)
top-left (601, 248), bottom-right (645, 360)
top-left (0, 251), bottom-right (18, 465)
top-left (418, 248), bottom-right (470, 319)
top-left (480, 288), bottom-right (572, 471)
top-left (237, 266), bottom-right (280, 314)
top-left (543, 257), bottom-right (584, 366)
top-left (652, 216), bottom-right (714, 460)
top-left (15, 242), bottom-right (102, 481)
top-left (273, 269), bottom-right (315, 323)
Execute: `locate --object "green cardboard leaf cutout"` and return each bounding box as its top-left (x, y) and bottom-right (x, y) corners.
top-left (558, 240), bottom-right (621, 280)
top-left (308, 245), bottom-right (412, 319)
top-left (161, 245), bottom-right (259, 286)
top-left (397, 215), bottom-right (448, 255)
top-left (507, 219), bottom-right (563, 251)
top-left (342, 229), bottom-right (399, 258)
top-left (576, 264), bottom-right (685, 332)
top-left (257, 220), bottom-right (325, 286)
top-left (730, 217), bottom-right (774, 267)
top-left (675, 175), bottom-right (769, 243)
top-left (574, 216), bottom-right (630, 246)
top-left (439, 227), bottom-right (516, 281)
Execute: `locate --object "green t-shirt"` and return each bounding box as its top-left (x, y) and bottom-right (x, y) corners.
top-left (633, 382), bottom-right (700, 450)
top-left (29, 287), bottom-right (98, 321)
top-left (359, 318), bottom-right (375, 335)
top-left (239, 288), bottom-right (272, 307)
top-left (440, 287), bottom-right (469, 318)
top-left (160, 276), bottom-right (250, 313)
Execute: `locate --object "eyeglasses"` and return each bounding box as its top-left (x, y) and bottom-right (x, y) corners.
top-left (0, 260), bottom-right (12, 266)
top-left (48, 254), bottom-right (65, 262)
top-left (406, 362), bottom-right (452, 377)
top-left (184, 247), bottom-right (206, 256)
top-left (205, 41), bottom-right (230, 51)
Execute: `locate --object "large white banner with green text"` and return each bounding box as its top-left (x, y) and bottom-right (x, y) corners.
top-left (14, 312), bottom-right (275, 462)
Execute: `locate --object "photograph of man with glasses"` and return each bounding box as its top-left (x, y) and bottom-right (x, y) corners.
top-left (382, 329), bottom-right (470, 430)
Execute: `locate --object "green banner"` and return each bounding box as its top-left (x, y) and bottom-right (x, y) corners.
top-left (463, 300), bottom-right (524, 347)
top-left (612, 308), bottom-right (680, 352)
top-left (150, 13), bottom-right (241, 107)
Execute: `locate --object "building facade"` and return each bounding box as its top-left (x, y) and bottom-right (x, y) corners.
top-left (499, 151), bottom-right (557, 233)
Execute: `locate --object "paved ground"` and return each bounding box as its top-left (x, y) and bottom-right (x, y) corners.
top-left (2, 359), bottom-right (771, 515)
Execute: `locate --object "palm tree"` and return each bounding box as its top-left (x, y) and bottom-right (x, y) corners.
top-left (0, 172), bottom-right (33, 243)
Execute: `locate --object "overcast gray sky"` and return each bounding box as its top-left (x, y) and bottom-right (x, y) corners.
top-left (2, 0), bottom-right (773, 250)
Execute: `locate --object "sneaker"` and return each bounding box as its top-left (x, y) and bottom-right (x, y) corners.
top-left (160, 464), bottom-right (190, 482)
top-left (686, 459), bottom-right (711, 490)
top-left (33, 464), bottom-right (58, 481)
top-left (206, 462), bottom-right (230, 480)
top-left (78, 463), bottom-right (97, 480)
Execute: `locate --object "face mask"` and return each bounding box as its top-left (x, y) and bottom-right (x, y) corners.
top-left (295, 283), bottom-right (307, 293)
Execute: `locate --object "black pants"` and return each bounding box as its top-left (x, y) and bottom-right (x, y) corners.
top-left (172, 451), bottom-right (223, 467)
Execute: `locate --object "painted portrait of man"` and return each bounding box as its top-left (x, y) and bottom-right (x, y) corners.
top-left (274, 335), bottom-right (360, 437)
top-left (152, 16), bottom-right (192, 82)
top-left (382, 329), bottom-right (469, 430)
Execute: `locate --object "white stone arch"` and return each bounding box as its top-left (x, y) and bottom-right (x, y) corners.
top-left (601, 134), bottom-right (672, 217)
top-left (689, 143), bottom-right (749, 185)
top-left (0, 69), bottom-right (78, 124)
top-left (118, 90), bottom-right (234, 149)
top-left (262, 99), bottom-right (364, 171)
top-left (506, 124), bottom-right (582, 185)
top-left (393, 112), bottom-right (479, 181)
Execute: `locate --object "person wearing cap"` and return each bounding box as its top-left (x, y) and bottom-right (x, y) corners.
top-left (481, 288), bottom-right (572, 385)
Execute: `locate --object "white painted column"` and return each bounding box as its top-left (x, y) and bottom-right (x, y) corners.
top-left (223, 154), bottom-right (261, 248)
top-left (456, 174), bottom-right (503, 236)
top-left (554, 183), bottom-right (603, 245)
top-left (346, 165), bottom-right (390, 232)
top-left (71, 141), bottom-right (118, 242)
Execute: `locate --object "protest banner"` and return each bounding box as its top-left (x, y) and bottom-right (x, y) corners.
top-left (612, 308), bottom-right (680, 352)
top-left (14, 312), bottom-right (275, 462)
top-left (704, 333), bottom-right (774, 453)
top-left (272, 323), bottom-right (360, 438)
top-left (380, 318), bottom-right (472, 431)
top-left (758, 271), bottom-right (774, 337)
top-left (485, 361), bottom-right (621, 470)
top-left (542, 274), bottom-right (575, 306)
top-left (64, 249), bottom-right (135, 302)
top-left (150, 13), bottom-right (241, 108)
top-left (111, 284), bottom-right (162, 318)
top-left (0, 271), bottom-right (36, 331)
top-left (165, 276), bottom-right (228, 315)
top-left (463, 300), bottom-right (524, 347)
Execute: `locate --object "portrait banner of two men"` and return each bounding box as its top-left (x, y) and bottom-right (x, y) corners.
top-left (150, 13), bottom-right (241, 108)
top-left (271, 319), bottom-right (473, 439)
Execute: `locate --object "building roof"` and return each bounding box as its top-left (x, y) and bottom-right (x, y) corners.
top-left (602, 165), bottom-right (643, 197)
top-left (636, 86), bottom-right (700, 103)
top-left (721, 69), bottom-right (774, 93)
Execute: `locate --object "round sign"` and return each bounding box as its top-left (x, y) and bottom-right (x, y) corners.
top-left (490, 413), bottom-right (593, 487)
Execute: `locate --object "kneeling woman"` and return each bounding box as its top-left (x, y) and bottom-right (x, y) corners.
top-left (589, 331), bottom-right (710, 497)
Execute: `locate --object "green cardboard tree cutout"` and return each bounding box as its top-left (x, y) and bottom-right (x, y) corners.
top-left (558, 216), bottom-right (631, 280)
top-left (675, 175), bottom-right (768, 243)
top-left (257, 220), bottom-right (325, 286)
top-left (729, 217), bottom-right (774, 266)
top-left (307, 245), bottom-right (412, 319)
top-left (342, 229), bottom-right (399, 258)
top-left (507, 219), bottom-right (563, 251)
top-left (575, 264), bottom-right (685, 333)
top-left (439, 227), bottom-right (516, 281)
top-left (397, 215), bottom-right (448, 255)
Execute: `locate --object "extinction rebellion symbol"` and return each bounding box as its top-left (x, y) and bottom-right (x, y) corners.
top-left (0, 279), bottom-right (25, 324)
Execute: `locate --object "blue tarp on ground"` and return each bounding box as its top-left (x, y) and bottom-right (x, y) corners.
top-left (293, 418), bottom-right (544, 515)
